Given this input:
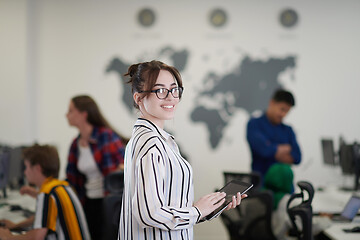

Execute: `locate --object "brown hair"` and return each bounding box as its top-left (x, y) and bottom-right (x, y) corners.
top-left (23, 144), bottom-right (60, 178)
top-left (124, 60), bottom-right (183, 109)
top-left (71, 95), bottom-right (111, 128)
top-left (71, 95), bottom-right (129, 144)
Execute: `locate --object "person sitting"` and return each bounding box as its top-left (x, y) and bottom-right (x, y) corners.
top-left (0, 144), bottom-right (90, 240)
top-left (263, 163), bottom-right (331, 240)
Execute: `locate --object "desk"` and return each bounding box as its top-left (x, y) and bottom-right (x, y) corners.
top-left (323, 217), bottom-right (360, 240)
top-left (312, 186), bottom-right (353, 214)
top-left (311, 186), bottom-right (360, 240)
top-left (0, 189), bottom-right (36, 223)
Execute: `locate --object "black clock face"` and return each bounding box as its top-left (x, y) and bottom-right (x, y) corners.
top-left (280, 9), bottom-right (298, 28)
top-left (209, 8), bottom-right (227, 28)
top-left (138, 8), bottom-right (156, 27)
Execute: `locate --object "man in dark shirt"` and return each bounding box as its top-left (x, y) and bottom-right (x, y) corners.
top-left (246, 89), bottom-right (301, 180)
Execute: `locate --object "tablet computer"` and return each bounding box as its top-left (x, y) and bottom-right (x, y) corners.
top-left (204, 180), bottom-right (253, 221)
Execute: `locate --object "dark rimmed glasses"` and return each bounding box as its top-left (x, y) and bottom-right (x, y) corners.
top-left (139, 87), bottom-right (184, 99)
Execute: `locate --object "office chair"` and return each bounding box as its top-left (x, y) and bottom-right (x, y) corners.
top-left (286, 181), bottom-right (315, 240)
top-left (220, 190), bottom-right (277, 240)
top-left (223, 171), bottom-right (262, 193)
top-left (102, 170), bottom-right (124, 240)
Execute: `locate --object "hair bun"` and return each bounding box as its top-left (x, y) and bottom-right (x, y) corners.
top-left (126, 63), bottom-right (141, 78)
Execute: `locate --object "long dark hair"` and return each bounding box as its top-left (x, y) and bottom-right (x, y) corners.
top-left (71, 95), bottom-right (129, 144)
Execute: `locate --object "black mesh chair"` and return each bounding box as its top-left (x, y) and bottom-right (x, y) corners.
top-left (223, 171), bottom-right (262, 193)
top-left (220, 190), bottom-right (277, 240)
top-left (102, 171), bottom-right (124, 240)
top-left (286, 181), bottom-right (315, 240)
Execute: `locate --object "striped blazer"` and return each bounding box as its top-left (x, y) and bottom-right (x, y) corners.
top-left (119, 118), bottom-right (201, 240)
top-left (34, 177), bottom-right (90, 240)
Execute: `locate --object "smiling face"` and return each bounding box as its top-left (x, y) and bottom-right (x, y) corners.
top-left (135, 70), bottom-right (180, 128)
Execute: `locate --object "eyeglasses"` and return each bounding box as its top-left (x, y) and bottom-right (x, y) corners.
top-left (139, 87), bottom-right (184, 99)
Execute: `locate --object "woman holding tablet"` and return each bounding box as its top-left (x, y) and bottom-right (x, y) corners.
top-left (118, 60), bottom-right (245, 239)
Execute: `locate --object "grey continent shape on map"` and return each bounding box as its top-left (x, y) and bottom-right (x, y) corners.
top-left (191, 55), bottom-right (296, 149)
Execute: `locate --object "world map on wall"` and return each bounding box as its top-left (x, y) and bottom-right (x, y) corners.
top-left (105, 46), bottom-right (296, 149)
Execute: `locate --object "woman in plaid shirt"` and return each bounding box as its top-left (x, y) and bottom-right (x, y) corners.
top-left (66, 95), bottom-right (126, 240)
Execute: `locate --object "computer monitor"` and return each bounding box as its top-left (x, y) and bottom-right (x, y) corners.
top-left (0, 146), bottom-right (11, 197)
top-left (352, 142), bottom-right (360, 190)
top-left (332, 195), bottom-right (360, 222)
top-left (321, 139), bottom-right (336, 165)
top-left (7, 146), bottom-right (26, 189)
top-left (339, 144), bottom-right (355, 175)
top-left (341, 195), bottom-right (360, 221)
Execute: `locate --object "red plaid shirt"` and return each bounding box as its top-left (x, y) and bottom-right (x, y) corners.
top-left (66, 126), bottom-right (125, 204)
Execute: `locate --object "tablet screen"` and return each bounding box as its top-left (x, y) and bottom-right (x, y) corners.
top-left (204, 180), bottom-right (253, 221)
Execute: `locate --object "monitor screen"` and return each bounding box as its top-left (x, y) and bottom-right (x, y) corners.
top-left (7, 146), bottom-right (25, 189)
top-left (321, 139), bottom-right (336, 165)
top-left (341, 195), bottom-right (360, 220)
top-left (339, 144), bottom-right (355, 175)
top-left (0, 147), bottom-right (11, 189)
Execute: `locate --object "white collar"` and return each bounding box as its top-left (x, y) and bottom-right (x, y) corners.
top-left (135, 118), bottom-right (174, 141)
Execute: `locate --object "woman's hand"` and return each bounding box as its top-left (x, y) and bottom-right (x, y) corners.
top-left (0, 219), bottom-right (16, 230)
top-left (117, 163), bottom-right (124, 170)
top-left (224, 192), bottom-right (247, 211)
top-left (0, 227), bottom-right (13, 240)
top-left (194, 192), bottom-right (226, 218)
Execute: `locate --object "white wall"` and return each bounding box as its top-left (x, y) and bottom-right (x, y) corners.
top-left (0, 0), bottom-right (32, 144)
top-left (1, 0), bottom-right (360, 239)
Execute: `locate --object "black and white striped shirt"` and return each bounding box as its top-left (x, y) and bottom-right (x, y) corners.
top-left (119, 118), bottom-right (201, 240)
